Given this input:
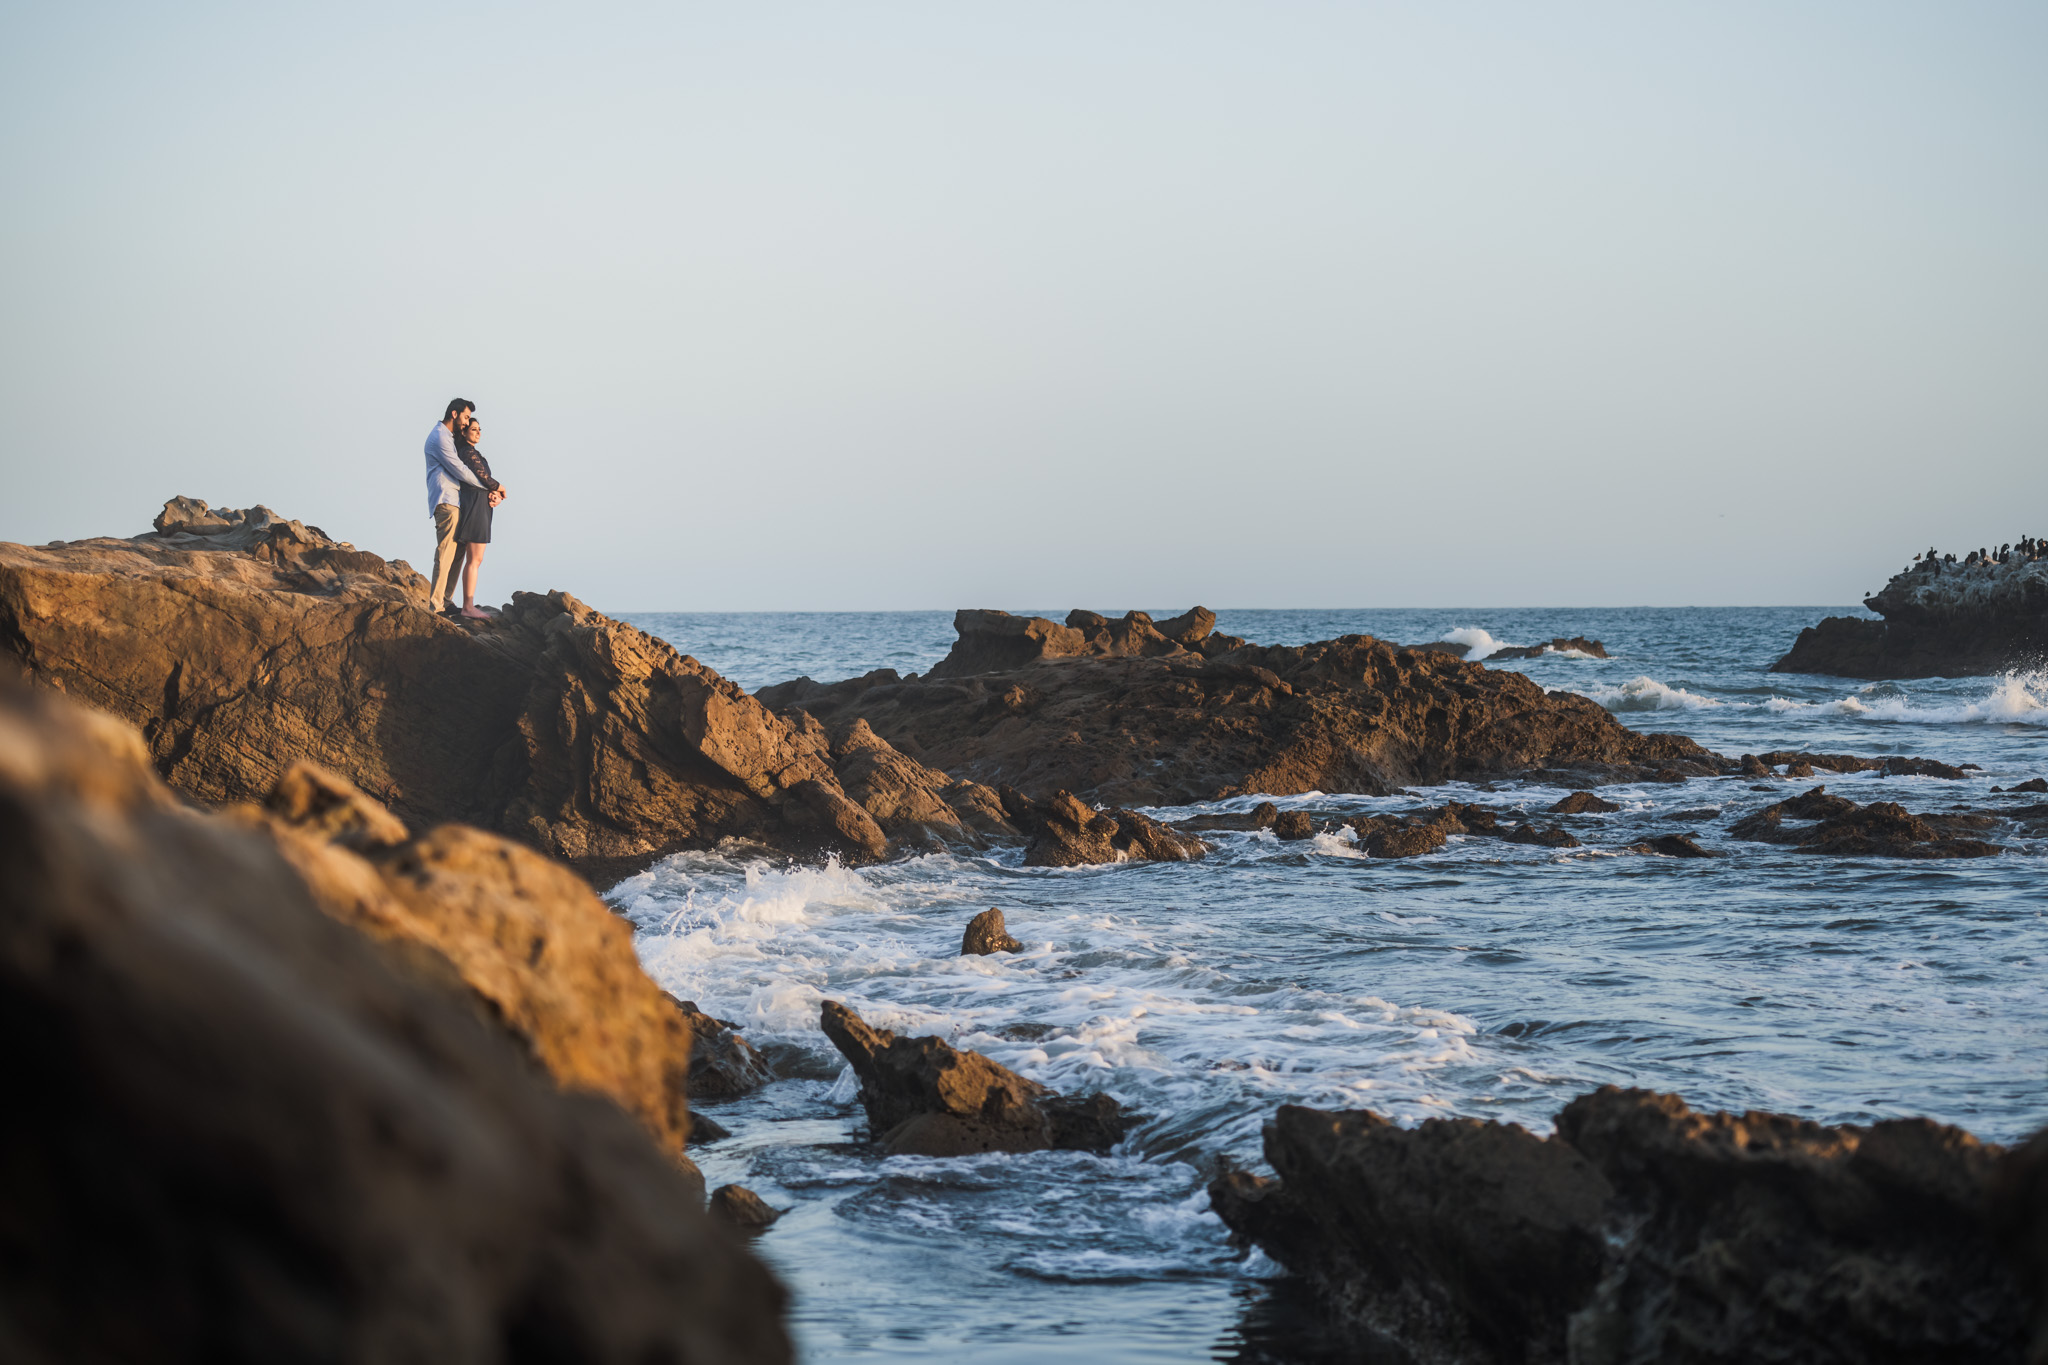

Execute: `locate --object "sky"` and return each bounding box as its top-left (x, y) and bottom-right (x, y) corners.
top-left (2, 2), bottom-right (2043, 613)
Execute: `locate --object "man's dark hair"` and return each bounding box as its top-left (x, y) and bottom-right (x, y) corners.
top-left (444, 398), bottom-right (474, 422)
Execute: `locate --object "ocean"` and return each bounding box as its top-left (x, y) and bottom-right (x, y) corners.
top-left (613, 607), bottom-right (2048, 1364)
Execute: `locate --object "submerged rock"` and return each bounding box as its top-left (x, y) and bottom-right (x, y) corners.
top-left (961, 907), bottom-right (1023, 955)
top-left (709, 1185), bottom-right (785, 1231)
top-left (1483, 635), bottom-right (1611, 661)
top-left (819, 1001), bottom-right (1138, 1157)
top-left (1212, 1086), bottom-right (2025, 1364)
top-left (0, 501), bottom-right (997, 878)
top-left (0, 681), bottom-right (790, 1363)
top-left (1730, 786), bottom-right (2002, 859)
top-left (1551, 791), bottom-right (1622, 814)
top-left (1628, 833), bottom-right (1715, 858)
top-left (1507, 822), bottom-right (1581, 849)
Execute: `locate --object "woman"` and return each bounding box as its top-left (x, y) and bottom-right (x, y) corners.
top-left (452, 415), bottom-right (505, 620)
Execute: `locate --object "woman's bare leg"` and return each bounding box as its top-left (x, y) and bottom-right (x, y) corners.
top-left (460, 544), bottom-right (489, 618)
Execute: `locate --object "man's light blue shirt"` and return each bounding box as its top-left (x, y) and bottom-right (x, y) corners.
top-left (424, 420), bottom-right (485, 516)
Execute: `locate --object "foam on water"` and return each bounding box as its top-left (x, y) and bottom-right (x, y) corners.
top-left (1573, 670), bottom-right (2048, 727)
top-left (1572, 674), bottom-right (1729, 712)
top-left (1439, 626), bottom-right (1516, 661)
top-left (608, 606), bottom-right (2048, 1362)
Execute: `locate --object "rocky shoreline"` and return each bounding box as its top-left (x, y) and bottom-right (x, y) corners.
top-left (1775, 542), bottom-right (2048, 678)
top-left (1211, 1088), bottom-right (2033, 1363)
top-left (6, 502), bottom-right (2046, 1362)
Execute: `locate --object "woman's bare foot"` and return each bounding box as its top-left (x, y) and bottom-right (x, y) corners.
top-left (459, 605), bottom-right (491, 620)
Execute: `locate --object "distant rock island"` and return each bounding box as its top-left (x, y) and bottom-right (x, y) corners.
top-left (1775, 540), bottom-right (2048, 678)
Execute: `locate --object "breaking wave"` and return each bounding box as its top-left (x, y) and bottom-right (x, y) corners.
top-left (1575, 676), bottom-right (1727, 712)
top-left (1439, 627), bottom-right (1516, 661)
top-left (1573, 671), bottom-right (2048, 725)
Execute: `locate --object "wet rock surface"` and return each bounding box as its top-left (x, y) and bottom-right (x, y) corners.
top-left (760, 611), bottom-right (1721, 809)
top-left (0, 680), bottom-right (790, 1364)
top-left (1627, 832), bottom-right (1715, 858)
top-left (1550, 791), bottom-right (1621, 814)
top-left (1212, 1086), bottom-right (2026, 1365)
top-left (709, 1185), bottom-right (784, 1231)
top-left (0, 500), bottom-right (1003, 879)
top-left (1773, 547), bottom-right (2048, 678)
top-left (666, 997), bottom-right (776, 1100)
top-left (1000, 787), bottom-right (1210, 867)
top-left (960, 907), bottom-right (1023, 955)
top-left (1729, 785), bottom-right (2003, 858)
top-left (819, 1000), bottom-right (1139, 1157)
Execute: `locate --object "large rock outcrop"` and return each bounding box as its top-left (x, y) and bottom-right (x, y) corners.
top-left (247, 762), bottom-right (715, 1158)
top-left (820, 1001), bottom-right (1138, 1157)
top-left (1774, 547), bottom-right (2048, 678)
top-left (0, 500), bottom-right (1002, 880)
top-left (0, 680), bottom-right (789, 1364)
top-left (761, 613), bottom-right (1721, 808)
top-left (1211, 1087), bottom-right (2026, 1364)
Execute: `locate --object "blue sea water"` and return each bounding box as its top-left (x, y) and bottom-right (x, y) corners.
top-left (616, 607), bottom-right (2048, 1363)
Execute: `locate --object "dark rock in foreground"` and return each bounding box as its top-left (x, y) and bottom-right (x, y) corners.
top-left (1211, 1086), bottom-right (2026, 1364)
top-left (1773, 545), bottom-right (2048, 678)
top-left (761, 610), bottom-right (1720, 809)
top-left (1730, 785), bottom-right (2002, 859)
top-left (819, 1000), bottom-right (1138, 1157)
top-left (0, 681), bottom-right (789, 1364)
top-left (0, 499), bottom-right (1009, 880)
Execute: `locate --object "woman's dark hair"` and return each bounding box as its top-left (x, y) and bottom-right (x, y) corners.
top-left (444, 397), bottom-right (474, 422)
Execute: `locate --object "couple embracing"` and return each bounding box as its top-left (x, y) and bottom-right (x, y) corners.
top-left (423, 398), bottom-right (509, 619)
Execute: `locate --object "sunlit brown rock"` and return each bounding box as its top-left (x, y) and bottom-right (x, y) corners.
top-left (0, 681), bottom-right (789, 1364)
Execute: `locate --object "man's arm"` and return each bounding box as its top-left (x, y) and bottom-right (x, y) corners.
top-left (430, 426), bottom-right (486, 489)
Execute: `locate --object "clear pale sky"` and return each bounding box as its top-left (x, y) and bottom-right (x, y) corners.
top-left (3, 3), bottom-right (2042, 612)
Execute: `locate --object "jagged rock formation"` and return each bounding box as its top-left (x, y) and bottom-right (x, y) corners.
top-left (1211, 1087), bottom-right (2026, 1364)
top-left (668, 998), bottom-right (776, 1100)
top-left (0, 680), bottom-right (789, 1364)
top-left (760, 613), bottom-right (1721, 808)
top-left (1729, 785), bottom-right (2003, 859)
top-left (998, 787), bottom-right (1211, 867)
top-left (961, 908), bottom-right (1023, 955)
top-left (819, 1001), bottom-right (1138, 1157)
top-left (246, 763), bottom-right (713, 1162)
top-left (927, 606), bottom-right (1239, 678)
top-left (709, 1186), bottom-right (784, 1231)
top-left (0, 499), bottom-right (1007, 880)
top-left (1774, 549), bottom-right (2048, 678)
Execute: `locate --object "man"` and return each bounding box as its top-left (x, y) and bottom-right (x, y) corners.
top-left (424, 398), bottom-right (488, 613)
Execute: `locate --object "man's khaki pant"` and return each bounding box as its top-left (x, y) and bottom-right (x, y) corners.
top-left (428, 504), bottom-right (461, 610)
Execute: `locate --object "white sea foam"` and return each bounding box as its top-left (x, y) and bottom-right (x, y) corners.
top-left (1440, 626), bottom-right (1516, 661)
top-left (1572, 670), bottom-right (2048, 725)
top-left (1574, 675), bottom-right (1728, 712)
